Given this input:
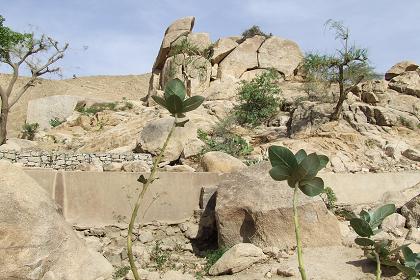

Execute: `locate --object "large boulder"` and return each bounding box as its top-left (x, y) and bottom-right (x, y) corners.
top-left (202, 76), bottom-right (239, 100)
top-left (385, 61), bottom-right (419, 81)
top-left (26, 95), bottom-right (83, 130)
top-left (211, 37), bottom-right (239, 64)
top-left (136, 117), bottom-right (198, 162)
top-left (215, 162), bottom-right (341, 249)
top-left (186, 32), bottom-right (212, 53)
top-left (217, 35), bottom-right (266, 80)
top-left (152, 16), bottom-right (195, 70)
top-left (0, 161), bottom-right (113, 279)
top-left (389, 71), bottom-right (420, 98)
top-left (258, 36), bottom-right (303, 79)
top-left (0, 138), bottom-right (37, 151)
top-left (201, 151), bottom-right (246, 173)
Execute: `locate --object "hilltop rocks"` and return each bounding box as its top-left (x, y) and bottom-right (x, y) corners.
top-left (385, 61), bottom-right (419, 81)
top-left (0, 161), bottom-right (113, 279)
top-left (211, 37), bottom-right (238, 64)
top-left (258, 36), bottom-right (303, 79)
top-left (145, 17), bottom-right (304, 103)
top-left (26, 95), bottom-right (83, 130)
top-left (389, 71), bottom-right (420, 98)
top-left (217, 35), bottom-right (265, 80)
top-left (215, 162), bottom-right (341, 249)
top-left (153, 16), bottom-right (195, 70)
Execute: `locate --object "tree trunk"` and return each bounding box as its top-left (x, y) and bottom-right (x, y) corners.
top-left (331, 65), bottom-right (345, 121)
top-left (0, 103), bottom-right (9, 145)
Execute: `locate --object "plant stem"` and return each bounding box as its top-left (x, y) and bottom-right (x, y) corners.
top-left (373, 251), bottom-right (381, 280)
top-left (127, 116), bottom-right (178, 280)
top-left (293, 184), bottom-right (307, 280)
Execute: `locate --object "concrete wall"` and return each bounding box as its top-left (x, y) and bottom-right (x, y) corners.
top-left (24, 168), bottom-right (420, 227)
top-left (25, 169), bottom-right (223, 227)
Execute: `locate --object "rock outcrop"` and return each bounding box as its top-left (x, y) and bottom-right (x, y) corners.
top-left (215, 162), bottom-right (342, 249)
top-left (0, 160), bottom-right (113, 279)
top-left (145, 17), bottom-right (304, 103)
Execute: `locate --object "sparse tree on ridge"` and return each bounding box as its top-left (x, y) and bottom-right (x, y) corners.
top-left (303, 19), bottom-right (376, 120)
top-left (0, 15), bottom-right (68, 144)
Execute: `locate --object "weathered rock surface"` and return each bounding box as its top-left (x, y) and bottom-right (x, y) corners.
top-left (0, 160), bottom-right (113, 279)
top-left (26, 95), bottom-right (83, 130)
top-left (0, 138), bottom-right (37, 151)
top-left (201, 151), bottom-right (246, 173)
top-left (218, 36), bottom-right (266, 80)
top-left (389, 71), bottom-right (420, 97)
top-left (385, 61), bottom-right (419, 81)
top-left (209, 243), bottom-right (266, 276)
top-left (152, 16), bottom-right (195, 70)
top-left (401, 194), bottom-right (420, 229)
top-left (136, 117), bottom-right (198, 162)
top-left (258, 36), bottom-right (303, 79)
top-left (215, 162), bottom-right (342, 249)
top-left (211, 37), bottom-right (239, 64)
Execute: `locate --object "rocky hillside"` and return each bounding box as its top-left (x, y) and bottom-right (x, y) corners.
top-left (1, 16), bottom-right (419, 174)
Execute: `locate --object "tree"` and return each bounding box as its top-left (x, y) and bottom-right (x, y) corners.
top-left (303, 20), bottom-right (376, 120)
top-left (0, 15), bottom-right (68, 144)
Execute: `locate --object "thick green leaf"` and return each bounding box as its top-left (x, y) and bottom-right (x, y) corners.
top-left (151, 95), bottom-right (168, 109)
top-left (295, 149), bottom-right (307, 164)
top-left (165, 95), bottom-right (184, 115)
top-left (268, 146), bottom-right (297, 172)
top-left (369, 204), bottom-right (396, 229)
top-left (375, 240), bottom-right (391, 257)
top-left (317, 155), bottom-right (329, 170)
top-left (359, 210), bottom-right (371, 223)
top-left (269, 165), bottom-right (290, 181)
top-left (354, 237), bottom-right (374, 247)
top-left (350, 218), bottom-right (373, 237)
top-left (287, 176), bottom-right (298, 188)
top-left (164, 78), bottom-right (186, 101)
top-left (182, 95), bottom-right (205, 112)
top-left (392, 263), bottom-right (417, 278)
top-left (294, 153), bottom-right (320, 181)
top-left (299, 177), bottom-right (324, 197)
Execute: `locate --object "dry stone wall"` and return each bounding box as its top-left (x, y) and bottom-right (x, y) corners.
top-left (0, 150), bottom-right (152, 170)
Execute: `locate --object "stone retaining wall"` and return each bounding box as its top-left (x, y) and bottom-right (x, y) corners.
top-left (0, 150), bottom-right (152, 170)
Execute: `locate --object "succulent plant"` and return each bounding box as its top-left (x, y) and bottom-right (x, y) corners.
top-left (151, 78), bottom-right (204, 118)
top-left (268, 145), bottom-right (329, 280)
top-left (127, 79), bottom-right (204, 280)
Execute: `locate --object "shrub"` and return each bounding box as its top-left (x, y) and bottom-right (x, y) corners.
top-left (239, 25), bottom-right (271, 43)
top-left (348, 204), bottom-right (418, 279)
top-left (21, 122), bottom-right (39, 140)
top-left (76, 102), bottom-right (118, 115)
top-left (127, 79), bottom-right (205, 280)
top-left (49, 117), bottom-right (64, 127)
top-left (198, 128), bottom-right (252, 158)
top-left (235, 69), bottom-right (282, 127)
top-left (320, 186), bottom-right (337, 210)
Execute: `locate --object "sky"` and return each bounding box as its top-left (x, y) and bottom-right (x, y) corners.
top-left (1, 0), bottom-right (420, 78)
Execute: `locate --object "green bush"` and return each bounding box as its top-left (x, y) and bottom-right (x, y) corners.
top-left (76, 102), bottom-right (118, 115)
top-left (198, 127), bottom-right (252, 158)
top-left (320, 186), bottom-right (337, 210)
top-left (21, 122), bottom-right (39, 140)
top-left (240, 25), bottom-right (271, 43)
top-left (235, 69), bottom-right (282, 127)
top-left (49, 117), bottom-right (64, 127)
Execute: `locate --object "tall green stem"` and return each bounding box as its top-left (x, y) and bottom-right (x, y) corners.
top-left (373, 251), bottom-right (381, 280)
top-left (127, 116), bottom-right (178, 280)
top-left (293, 184), bottom-right (307, 280)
